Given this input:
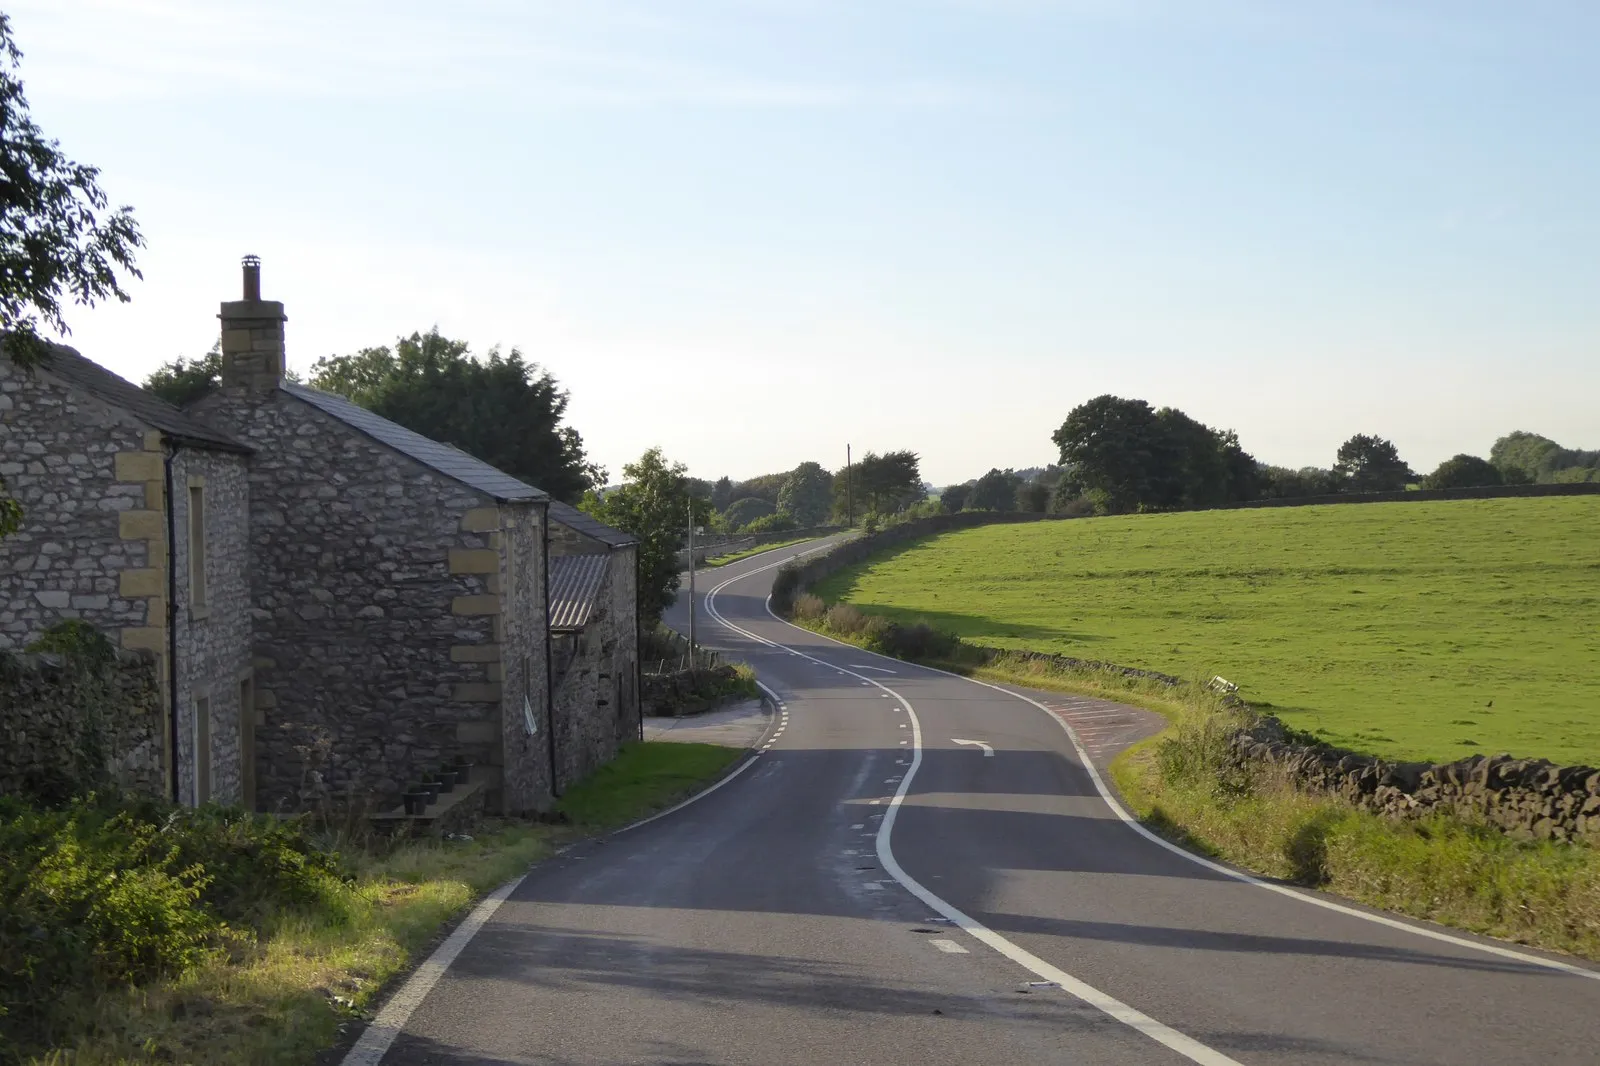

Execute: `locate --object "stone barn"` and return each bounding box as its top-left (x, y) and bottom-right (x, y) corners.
top-left (192, 258), bottom-right (554, 815)
top-left (548, 500), bottom-right (641, 759)
top-left (0, 342), bottom-right (254, 807)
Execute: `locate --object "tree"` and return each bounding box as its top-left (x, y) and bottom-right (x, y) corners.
top-left (144, 343), bottom-right (224, 407)
top-left (839, 450), bottom-right (923, 517)
top-left (1421, 454), bottom-right (1503, 490)
top-left (1051, 396), bottom-right (1169, 513)
top-left (1016, 480), bottom-right (1052, 512)
top-left (0, 16), bottom-right (143, 370)
top-left (969, 468), bottom-right (1022, 511)
top-left (709, 476), bottom-right (735, 512)
top-left (743, 511), bottom-right (798, 534)
top-left (308, 328), bottom-right (600, 502)
top-left (777, 462), bottom-right (833, 526)
top-left (721, 496), bottom-right (775, 531)
top-left (940, 483), bottom-right (971, 513)
top-left (1334, 434), bottom-right (1413, 493)
top-left (580, 447), bottom-right (710, 627)
top-left (1258, 465), bottom-right (1344, 499)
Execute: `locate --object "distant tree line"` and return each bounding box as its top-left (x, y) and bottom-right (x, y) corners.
top-left (698, 450), bottom-right (925, 534)
top-left (932, 394), bottom-right (1596, 518)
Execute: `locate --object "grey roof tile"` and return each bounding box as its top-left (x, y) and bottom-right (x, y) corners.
top-left (31, 343), bottom-right (250, 453)
top-left (282, 383), bottom-right (547, 502)
top-left (548, 499), bottom-right (636, 547)
top-left (549, 553), bottom-right (610, 631)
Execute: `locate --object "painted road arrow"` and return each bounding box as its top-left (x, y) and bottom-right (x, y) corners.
top-left (951, 738), bottom-right (995, 756)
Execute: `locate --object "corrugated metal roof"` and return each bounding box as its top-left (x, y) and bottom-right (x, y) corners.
top-left (283, 383), bottom-right (547, 502)
top-left (548, 498), bottom-right (636, 547)
top-left (549, 553), bottom-right (609, 631)
top-left (31, 343), bottom-right (250, 453)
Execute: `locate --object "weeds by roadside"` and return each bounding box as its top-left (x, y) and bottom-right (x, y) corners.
top-left (7, 743), bottom-right (739, 1066)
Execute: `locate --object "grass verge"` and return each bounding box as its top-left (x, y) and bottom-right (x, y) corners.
top-left (23, 742), bottom-right (740, 1066)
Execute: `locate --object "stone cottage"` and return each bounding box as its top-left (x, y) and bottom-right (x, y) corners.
top-left (0, 342), bottom-right (254, 807)
top-left (192, 258), bottom-right (556, 815)
top-left (546, 500), bottom-right (641, 789)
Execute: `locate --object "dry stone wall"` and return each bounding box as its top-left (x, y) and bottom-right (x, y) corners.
top-left (1233, 718), bottom-right (1600, 844)
top-left (0, 649), bottom-right (164, 801)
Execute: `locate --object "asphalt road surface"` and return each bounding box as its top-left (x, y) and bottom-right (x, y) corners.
top-left (359, 537), bottom-right (1600, 1065)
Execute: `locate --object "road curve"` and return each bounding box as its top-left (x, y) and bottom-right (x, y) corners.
top-left (362, 537), bottom-right (1600, 1066)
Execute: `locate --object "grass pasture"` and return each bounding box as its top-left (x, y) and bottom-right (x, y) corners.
top-left (811, 497), bottom-right (1600, 765)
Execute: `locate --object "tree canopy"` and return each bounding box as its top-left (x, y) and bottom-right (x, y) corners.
top-left (580, 447), bottom-right (711, 627)
top-left (721, 496), bottom-right (776, 531)
top-left (837, 450), bottom-right (923, 519)
top-left (1421, 454), bottom-right (1502, 490)
top-left (777, 462), bottom-right (833, 526)
top-left (1051, 395), bottom-right (1256, 513)
top-left (0, 15), bottom-right (143, 371)
top-left (1333, 434), bottom-right (1413, 493)
top-left (1490, 431), bottom-right (1599, 485)
top-left (969, 468), bottom-right (1022, 512)
top-left (307, 329), bottom-right (600, 503)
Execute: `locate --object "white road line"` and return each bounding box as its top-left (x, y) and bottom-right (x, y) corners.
top-left (853, 663), bottom-right (899, 673)
top-left (931, 939), bottom-right (971, 954)
top-left (723, 570), bottom-right (1600, 987)
top-left (695, 564), bottom-right (1245, 1065)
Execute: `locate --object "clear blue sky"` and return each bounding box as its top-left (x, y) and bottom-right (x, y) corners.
top-left (13, 1), bottom-right (1598, 486)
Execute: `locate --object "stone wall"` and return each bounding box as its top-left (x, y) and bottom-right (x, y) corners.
top-left (0, 648), bottom-right (164, 801)
top-left (169, 448), bottom-right (253, 807)
top-left (609, 544), bottom-right (640, 743)
top-left (193, 388), bottom-right (518, 813)
top-left (1232, 718), bottom-right (1600, 844)
top-left (0, 359), bottom-right (154, 652)
top-left (495, 501), bottom-right (552, 814)
top-left (550, 559), bottom-right (619, 793)
top-left (1226, 482), bottom-right (1600, 511)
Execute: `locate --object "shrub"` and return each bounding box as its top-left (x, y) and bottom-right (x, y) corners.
top-left (1421, 454), bottom-right (1502, 490)
top-left (743, 510), bottom-right (797, 534)
top-left (769, 565), bottom-right (802, 614)
top-left (792, 593), bottom-right (827, 621)
top-left (861, 512), bottom-right (881, 535)
top-left (721, 496), bottom-right (775, 530)
top-left (0, 795), bottom-right (352, 1060)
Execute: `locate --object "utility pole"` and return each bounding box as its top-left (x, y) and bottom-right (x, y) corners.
top-left (686, 496), bottom-right (696, 668)
top-left (845, 443), bottom-right (853, 527)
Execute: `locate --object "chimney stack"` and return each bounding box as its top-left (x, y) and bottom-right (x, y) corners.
top-left (218, 254), bottom-right (286, 392)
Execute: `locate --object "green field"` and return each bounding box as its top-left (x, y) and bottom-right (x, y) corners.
top-left (812, 498), bottom-right (1600, 765)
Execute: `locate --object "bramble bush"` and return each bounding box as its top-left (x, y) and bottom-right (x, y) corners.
top-left (0, 795), bottom-right (351, 1061)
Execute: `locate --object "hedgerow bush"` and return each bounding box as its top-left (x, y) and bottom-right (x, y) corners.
top-left (0, 795), bottom-right (352, 1061)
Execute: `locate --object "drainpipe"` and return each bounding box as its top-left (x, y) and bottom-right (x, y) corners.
top-left (540, 503), bottom-right (559, 798)
top-left (163, 443), bottom-right (181, 804)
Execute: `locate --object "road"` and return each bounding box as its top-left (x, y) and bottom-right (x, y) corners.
top-left (359, 537), bottom-right (1600, 1065)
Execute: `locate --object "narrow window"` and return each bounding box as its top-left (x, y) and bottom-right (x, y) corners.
top-left (194, 696), bottom-right (212, 805)
top-left (189, 485), bottom-right (207, 610)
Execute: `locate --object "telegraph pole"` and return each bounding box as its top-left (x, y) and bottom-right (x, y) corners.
top-left (686, 497), bottom-right (696, 667)
top-left (845, 443), bottom-right (853, 527)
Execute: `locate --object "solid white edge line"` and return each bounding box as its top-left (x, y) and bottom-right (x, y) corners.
top-left (339, 656), bottom-right (784, 1066)
top-left (341, 876), bottom-right (527, 1066)
top-left (736, 570), bottom-right (1600, 984)
top-left (700, 558), bottom-right (1243, 1065)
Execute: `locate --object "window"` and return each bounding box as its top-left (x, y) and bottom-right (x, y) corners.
top-left (194, 697), bottom-right (211, 805)
top-left (189, 485), bottom-right (207, 610)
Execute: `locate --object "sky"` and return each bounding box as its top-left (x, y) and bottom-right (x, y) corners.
top-left (9, 0), bottom-right (1599, 487)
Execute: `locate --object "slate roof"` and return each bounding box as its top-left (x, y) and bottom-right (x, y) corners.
top-left (548, 499), bottom-right (636, 548)
top-left (36, 343), bottom-right (250, 453)
top-left (282, 383), bottom-right (547, 502)
top-left (549, 553), bottom-right (610, 631)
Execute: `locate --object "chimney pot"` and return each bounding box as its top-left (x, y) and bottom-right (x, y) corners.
top-left (241, 254), bottom-right (261, 300)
